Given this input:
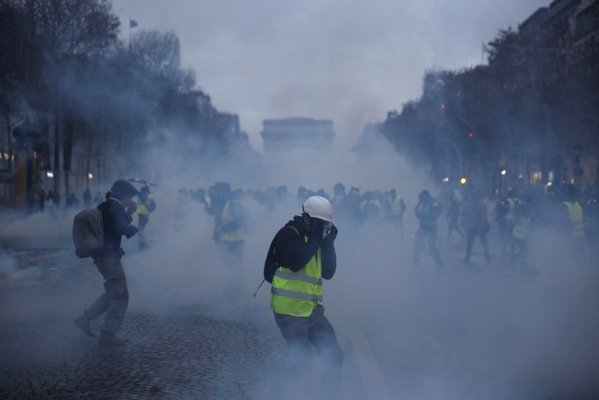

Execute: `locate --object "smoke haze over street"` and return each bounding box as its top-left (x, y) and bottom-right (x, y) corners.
top-left (112, 0), bottom-right (548, 150)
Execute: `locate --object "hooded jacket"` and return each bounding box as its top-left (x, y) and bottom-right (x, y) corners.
top-left (264, 215), bottom-right (336, 283)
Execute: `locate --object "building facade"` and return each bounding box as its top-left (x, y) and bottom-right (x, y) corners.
top-left (260, 117), bottom-right (335, 154)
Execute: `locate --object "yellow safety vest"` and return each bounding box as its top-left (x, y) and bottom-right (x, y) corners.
top-left (137, 195), bottom-right (155, 216)
top-left (217, 200), bottom-right (246, 242)
top-left (505, 197), bottom-right (517, 222)
top-left (416, 200), bottom-right (441, 226)
top-left (563, 201), bottom-right (584, 239)
top-left (271, 228), bottom-right (323, 317)
top-left (390, 197), bottom-right (405, 216)
top-left (360, 199), bottom-right (382, 218)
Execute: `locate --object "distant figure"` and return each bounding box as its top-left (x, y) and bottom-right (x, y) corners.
top-left (496, 189), bottom-right (518, 264)
top-left (39, 188), bottom-right (46, 212)
top-left (93, 192), bottom-right (103, 205)
top-left (51, 191), bottom-right (61, 208)
top-left (559, 184), bottom-right (586, 262)
top-left (446, 190), bottom-right (464, 241)
top-left (460, 190), bottom-right (491, 264)
top-left (413, 190), bottom-right (444, 269)
top-left (136, 185), bottom-right (157, 250)
top-left (83, 188), bottom-right (92, 207)
top-left (210, 182), bottom-right (247, 261)
top-left (74, 179), bottom-right (139, 347)
top-left (388, 189), bottom-right (406, 238)
top-left (46, 190), bottom-right (57, 214)
top-left (66, 193), bottom-right (80, 209)
top-left (510, 197), bottom-right (532, 268)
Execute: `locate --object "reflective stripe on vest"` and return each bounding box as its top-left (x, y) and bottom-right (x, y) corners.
top-left (218, 200), bottom-right (245, 242)
top-left (275, 269), bottom-right (322, 285)
top-left (271, 229), bottom-right (323, 317)
top-left (271, 287), bottom-right (323, 302)
top-left (563, 201), bottom-right (584, 239)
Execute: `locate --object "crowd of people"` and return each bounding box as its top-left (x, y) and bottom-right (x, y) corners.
top-left (30, 177), bottom-right (599, 271)
top-left (174, 180), bottom-right (599, 271)
top-left (70, 176), bottom-right (598, 400)
top-left (36, 187), bottom-right (104, 213)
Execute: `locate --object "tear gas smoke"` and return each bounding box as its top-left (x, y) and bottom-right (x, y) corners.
top-left (3, 128), bottom-right (598, 399)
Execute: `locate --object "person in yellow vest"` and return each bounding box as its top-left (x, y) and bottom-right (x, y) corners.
top-left (136, 185), bottom-right (156, 250)
top-left (211, 181), bottom-right (247, 260)
top-left (560, 184), bottom-right (586, 262)
top-left (510, 197), bottom-right (532, 268)
top-left (263, 195), bottom-right (343, 395)
top-left (359, 190), bottom-right (382, 222)
top-left (495, 189), bottom-right (518, 264)
top-left (389, 189), bottom-right (407, 238)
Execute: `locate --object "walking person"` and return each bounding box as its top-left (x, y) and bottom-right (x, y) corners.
top-left (209, 182), bottom-right (247, 261)
top-left (413, 190), bottom-right (444, 269)
top-left (263, 195), bottom-right (343, 397)
top-left (389, 189), bottom-right (407, 238)
top-left (461, 190), bottom-right (491, 264)
top-left (446, 190), bottom-right (464, 242)
top-left (511, 197), bottom-right (532, 269)
top-left (74, 179), bottom-right (138, 346)
top-left (136, 185), bottom-right (156, 250)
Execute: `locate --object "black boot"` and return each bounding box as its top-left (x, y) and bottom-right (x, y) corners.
top-left (74, 315), bottom-right (94, 337)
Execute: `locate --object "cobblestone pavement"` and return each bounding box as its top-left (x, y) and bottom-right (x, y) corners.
top-left (0, 309), bottom-right (282, 400)
top-left (0, 237), bottom-right (367, 400)
top-left (0, 237), bottom-right (284, 400)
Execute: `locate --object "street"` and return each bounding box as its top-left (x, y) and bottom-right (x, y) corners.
top-left (2, 218), bottom-right (599, 399)
top-left (0, 234), bottom-right (371, 400)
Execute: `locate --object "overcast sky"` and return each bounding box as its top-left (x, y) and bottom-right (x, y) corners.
top-left (112, 0), bottom-right (549, 151)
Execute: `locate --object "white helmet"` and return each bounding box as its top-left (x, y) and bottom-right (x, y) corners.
top-left (302, 196), bottom-right (333, 222)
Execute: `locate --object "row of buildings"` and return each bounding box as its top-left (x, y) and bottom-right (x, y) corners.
top-left (0, 115), bottom-right (336, 210)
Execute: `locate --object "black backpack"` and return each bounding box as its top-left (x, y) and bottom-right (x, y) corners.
top-left (263, 235), bottom-right (279, 283)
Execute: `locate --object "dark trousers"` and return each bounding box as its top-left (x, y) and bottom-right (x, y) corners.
top-left (84, 254), bottom-right (129, 335)
top-left (413, 225), bottom-right (443, 268)
top-left (216, 240), bottom-right (244, 261)
top-left (274, 305), bottom-right (343, 366)
top-left (138, 214), bottom-right (149, 249)
top-left (510, 238), bottom-right (528, 267)
top-left (464, 228), bottom-right (490, 263)
top-left (274, 306), bottom-right (343, 398)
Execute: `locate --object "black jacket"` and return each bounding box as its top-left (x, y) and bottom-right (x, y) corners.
top-left (264, 216), bottom-right (336, 283)
top-left (97, 197), bottom-right (137, 256)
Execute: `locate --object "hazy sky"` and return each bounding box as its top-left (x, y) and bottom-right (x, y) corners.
top-left (112, 0), bottom-right (548, 151)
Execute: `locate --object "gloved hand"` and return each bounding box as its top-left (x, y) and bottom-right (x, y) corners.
top-left (309, 219), bottom-right (325, 244)
top-left (125, 226), bottom-right (138, 239)
top-left (322, 224), bottom-right (338, 246)
top-left (327, 224), bottom-right (338, 241)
